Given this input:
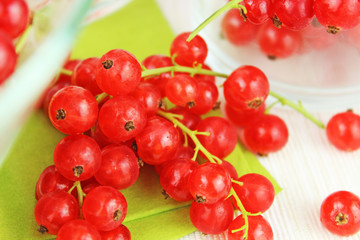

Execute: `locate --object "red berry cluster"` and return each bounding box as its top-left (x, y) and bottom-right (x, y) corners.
top-left (33, 28), bottom-right (284, 239)
top-left (221, 0), bottom-right (360, 59)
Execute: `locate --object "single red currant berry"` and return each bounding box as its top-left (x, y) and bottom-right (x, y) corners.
top-left (81, 177), bottom-right (101, 194)
top-left (86, 121), bottom-right (115, 148)
top-left (0, 0), bottom-right (30, 39)
top-left (320, 191), bottom-right (360, 236)
top-left (100, 224), bottom-right (131, 240)
top-left (98, 95), bottom-right (147, 142)
top-left (34, 191), bottom-right (79, 235)
top-left (94, 144), bottom-right (139, 190)
top-left (222, 9), bottom-right (260, 46)
top-left (196, 116), bottom-right (237, 159)
top-left (257, 20), bottom-right (302, 59)
top-left (241, 114), bottom-right (289, 155)
top-left (35, 165), bottom-right (74, 200)
top-left (71, 57), bottom-right (103, 96)
top-left (314, 0), bottom-right (360, 34)
top-left (57, 219), bottom-right (101, 240)
top-left (227, 215), bottom-right (273, 240)
top-left (160, 158), bottom-right (199, 202)
top-left (165, 74), bottom-right (198, 107)
top-left (0, 31), bottom-right (17, 84)
top-left (96, 49), bottom-right (142, 96)
top-left (272, 0), bottom-right (314, 31)
top-left (83, 186), bottom-right (127, 231)
top-left (223, 65), bottom-right (269, 110)
top-left (232, 173), bottom-right (275, 213)
top-left (132, 82), bottom-right (163, 117)
top-left (53, 134), bottom-right (102, 181)
top-left (225, 102), bottom-right (266, 128)
top-left (48, 86), bottom-right (99, 135)
top-left (170, 32), bottom-right (208, 67)
top-left (241, 0), bottom-right (273, 25)
top-left (326, 110), bottom-right (360, 151)
top-left (188, 162), bottom-right (231, 204)
top-left (135, 116), bottom-right (180, 165)
top-left (187, 80), bottom-right (219, 115)
top-left (190, 199), bottom-right (234, 235)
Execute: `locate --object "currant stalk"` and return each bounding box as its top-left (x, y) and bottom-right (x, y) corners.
top-left (141, 65), bottom-right (228, 79)
top-left (157, 110), bottom-right (222, 164)
top-left (269, 91), bottom-right (325, 129)
top-left (186, 0), bottom-right (247, 42)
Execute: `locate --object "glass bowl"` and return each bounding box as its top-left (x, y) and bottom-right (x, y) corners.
top-left (180, 0), bottom-right (360, 111)
top-left (0, 0), bottom-right (92, 164)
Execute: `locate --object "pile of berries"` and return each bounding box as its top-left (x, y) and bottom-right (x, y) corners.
top-left (0, 0), bottom-right (30, 85)
top-left (220, 0), bottom-right (360, 59)
top-left (23, 0), bottom-right (360, 239)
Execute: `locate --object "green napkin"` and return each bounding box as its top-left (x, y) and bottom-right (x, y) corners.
top-left (0, 0), bottom-right (281, 239)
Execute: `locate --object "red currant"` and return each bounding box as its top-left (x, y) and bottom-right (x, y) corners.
top-left (223, 65), bottom-right (269, 110)
top-left (190, 199), bottom-right (234, 234)
top-left (232, 173), bottom-right (275, 213)
top-left (71, 57), bottom-right (102, 96)
top-left (257, 20), bottom-right (302, 59)
top-left (48, 86), bottom-right (99, 135)
top-left (241, 0), bottom-right (273, 25)
top-left (135, 116), bottom-right (180, 165)
top-left (0, 0), bottom-right (30, 38)
top-left (188, 162), bottom-right (231, 204)
top-left (227, 215), bottom-right (273, 240)
top-left (187, 80), bottom-right (218, 115)
top-left (222, 9), bottom-right (259, 46)
top-left (196, 116), bottom-right (237, 159)
top-left (53, 134), bottom-right (102, 181)
top-left (83, 186), bottom-right (127, 231)
top-left (132, 82), bottom-right (163, 117)
top-left (326, 110), bottom-right (360, 151)
top-left (241, 114), bottom-right (289, 155)
top-left (56, 219), bottom-right (101, 240)
top-left (94, 144), bottom-right (139, 190)
top-left (35, 165), bottom-right (73, 200)
top-left (320, 191), bottom-right (360, 236)
top-left (96, 49), bottom-right (142, 96)
top-left (314, 0), bottom-right (360, 33)
top-left (0, 31), bottom-right (17, 84)
top-left (100, 224), bottom-right (131, 240)
top-left (98, 95), bottom-right (147, 142)
top-left (170, 32), bottom-right (208, 67)
top-left (165, 74), bottom-right (198, 107)
top-left (160, 158), bottom-right (199, 202)
top-left (34, 191), bottom-right (78, 235)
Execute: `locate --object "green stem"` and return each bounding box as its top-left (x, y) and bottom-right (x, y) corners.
top-left (141, 66), bottom-right (228, 79)
top-left (60, 68), bottom-right (73, 76)
top-left (157, 110), bottom-right (222, 164)
top-left (187, 0), bottom-right (246, 42)
top-left (96, 92), bottom-right (109, 104)
top-left (75, 181), bottom-right (85, 207)
top-left (15, 24), bottom-right (32, 54)
top-left (231, 179), bottom-right (244, 186)
top-left (269, 91), bottom-right (325, 129)
top-left (229, 188), bottom-right (250, 239)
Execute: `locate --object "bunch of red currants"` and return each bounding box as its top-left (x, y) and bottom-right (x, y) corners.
top-left (221, 0), bottom-right (360, 59)
top-left (0, 0), bottom-right (30, 85)
top-left (32, 1), bottom-right (360, 239)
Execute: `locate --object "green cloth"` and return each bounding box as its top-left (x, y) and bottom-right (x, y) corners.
top-left (0, 0), bottom-right (281, 239)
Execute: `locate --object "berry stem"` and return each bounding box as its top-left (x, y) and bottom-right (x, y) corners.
top-left (186, 0), bottom-right (246, 42)
top-left (231, 179), bottom-right (244, 186)
top-left (59, 68), bottom-right (73, 76)
top-left (96, 92), bottom-right (109, 104)
top-left (74, 181), bottom-right (86, 207)
top-left (15, 23), bottom-right (33, 54)
top-left (141, 65), bottom-right (228, 79)
top-left (269, 91), bottom-right (325, 129)
top-left (229, 187), bottom-right (250, 239)
top-left (157, 110), bottom-right (222, 164)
